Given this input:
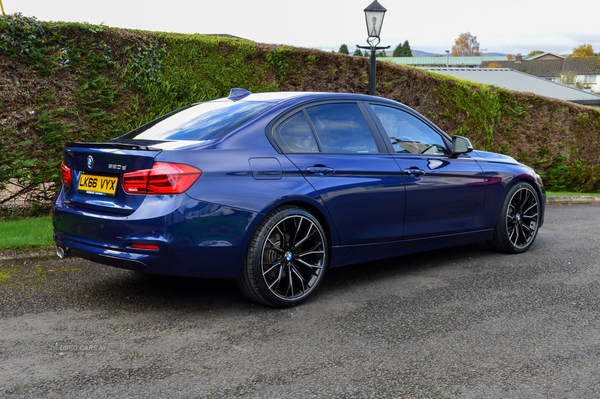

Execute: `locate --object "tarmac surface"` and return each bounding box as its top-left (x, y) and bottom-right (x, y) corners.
top-left (0, 201), bottom-right (599, 397)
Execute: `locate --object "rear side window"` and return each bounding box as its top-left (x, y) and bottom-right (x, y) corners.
top-left (120, 101), bottom-right (274, 141)
top-left (274, 112), bottom-right (319, 153)
top-left (305, 103), bottom-right (378, 153)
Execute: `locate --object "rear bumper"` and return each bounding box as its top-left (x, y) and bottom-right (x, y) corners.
top-left (53, 190), bottom-right (260, 279)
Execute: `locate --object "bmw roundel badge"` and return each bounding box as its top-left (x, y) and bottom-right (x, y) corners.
top-left (87, 155), bottom-right (94, 169)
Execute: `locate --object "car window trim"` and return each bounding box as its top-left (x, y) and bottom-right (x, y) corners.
top-left (300, 109), bottom-right (324, 152)
top-left (268, 100), bottom-right (389, 155)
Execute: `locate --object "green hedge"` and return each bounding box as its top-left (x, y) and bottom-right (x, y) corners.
top-left (1, 14), bottom-right (599, 210)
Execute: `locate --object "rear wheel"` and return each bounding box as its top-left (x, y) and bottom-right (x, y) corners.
top-left (488, 182), bottom-right (540, 253)
top-left (237, 206), bottom-right (328, 307)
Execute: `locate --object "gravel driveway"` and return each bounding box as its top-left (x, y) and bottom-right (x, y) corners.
top-left (1, 203), bottom-right (599, 398)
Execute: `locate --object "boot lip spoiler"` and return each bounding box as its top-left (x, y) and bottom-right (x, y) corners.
top-left (67, 140), bottom-right (164, 151)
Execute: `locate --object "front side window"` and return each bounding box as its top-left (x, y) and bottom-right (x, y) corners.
top-left (371, 105), bottom-right (448, 156)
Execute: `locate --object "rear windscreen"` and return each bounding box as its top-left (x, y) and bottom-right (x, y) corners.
top-left (119, 101), bottom-right (274, 141)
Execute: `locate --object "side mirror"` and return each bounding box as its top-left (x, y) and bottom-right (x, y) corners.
top-left (451, 135), bottom-right (474, 156)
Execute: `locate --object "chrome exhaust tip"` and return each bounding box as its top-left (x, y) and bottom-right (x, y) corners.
top-left (55, 245), bottom-right (70, 259)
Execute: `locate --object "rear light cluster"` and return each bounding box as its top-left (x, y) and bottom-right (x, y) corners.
top-left (61, 163), bottom-right (71, 186)
top-left (122, 162), bottom-right (202, 195)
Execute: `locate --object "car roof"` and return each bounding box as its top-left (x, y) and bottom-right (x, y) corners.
top-left (216, 90), bottom-right (394, 105)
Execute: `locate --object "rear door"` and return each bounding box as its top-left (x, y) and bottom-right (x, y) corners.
top-left (367, 104), bottom-right (488, 237)
top-left (273, 102), bottom-right (406, 245)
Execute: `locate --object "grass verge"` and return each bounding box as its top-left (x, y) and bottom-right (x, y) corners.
top-left (0, 216), bottom-right (53, 249)
top-left (546, 191), bottom-right (600, 196)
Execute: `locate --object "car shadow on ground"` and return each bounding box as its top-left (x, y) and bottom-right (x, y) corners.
top-left (68, 241), bottom-right (495, 313)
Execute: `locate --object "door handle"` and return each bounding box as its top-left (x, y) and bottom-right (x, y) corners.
top-left (404, 168), bottom-right (426, 176)
top-left (306, 165), bottom-right (335, 175)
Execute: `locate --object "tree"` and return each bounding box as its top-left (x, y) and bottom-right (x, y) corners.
top-left (393, 40), bottom-right (413, 57)
top-left (338, 44), bottom-right (349, 55)
top-left (451, 32), bottom-right (481, 56)
top-left (377, 50), bottom-right (387, 57)
top-left (527, 50), bottom-right (544, 57)
top-left (570, 43), bottom-right (594, 58)
top-left (556, 72), bottom-right (584, 89)
top-left (401, 40), bottom-right (413, 57)
top-left (487, 62), bottom-right (502, 68)
top-left (353, 48), bottom-right (363, 56)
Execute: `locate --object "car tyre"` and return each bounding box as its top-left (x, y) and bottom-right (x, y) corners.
top-left (237, 206), bottom-right (328, 307)
top-left (488, 182), bottom-right (540, 254)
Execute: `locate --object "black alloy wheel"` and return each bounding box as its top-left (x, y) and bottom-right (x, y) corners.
top-left (237, 206), bottom-right (328, 307)
top-left (489, 182), bottom-right (540, 253)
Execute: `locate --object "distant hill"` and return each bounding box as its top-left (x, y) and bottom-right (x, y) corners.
top-left (412, 50), bottom-right (507, 57)
top-left (352, 48), bottom-right (508, 58)
top-left (412, 50), bottom-right (438, 57)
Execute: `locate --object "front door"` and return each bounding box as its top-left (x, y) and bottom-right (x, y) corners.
top-left (368, 104), bottom-right (487, 238)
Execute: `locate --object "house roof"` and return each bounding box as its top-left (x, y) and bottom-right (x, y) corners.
top-left (423, 68), bottom-right (600, 105)
top-left (516, 60), bottom-right (564, 77)
top-left (386, 56), bottom-right (508, 66)
top-left (564, 58), bottom-right (600, 74)
top-left (480, 58), bottom-right (600, 77)
top-left (523, 52), bottom-right (565, 61)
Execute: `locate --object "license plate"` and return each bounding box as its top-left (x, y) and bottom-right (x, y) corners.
top-left (78, 174), bottom-right (119, 196)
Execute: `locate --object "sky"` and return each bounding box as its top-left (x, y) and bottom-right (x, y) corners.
top-left (8, 0), bottom-right (599, 56)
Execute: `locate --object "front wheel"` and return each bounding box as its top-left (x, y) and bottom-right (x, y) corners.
top-left (488, 182), bottom-right (541, 253)
top-left (237, 206), bottom-right (329, 307)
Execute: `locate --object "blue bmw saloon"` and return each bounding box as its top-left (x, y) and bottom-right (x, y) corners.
top-left (53, 89), bottom-right (545, 307)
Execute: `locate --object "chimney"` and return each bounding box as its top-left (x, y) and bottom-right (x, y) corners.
top-left (515, 53), bottom-right (522, 63)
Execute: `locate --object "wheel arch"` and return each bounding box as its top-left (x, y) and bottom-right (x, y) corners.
top-left (487, 174), bottom-right (543, 231)
top-left (278, 200), bottom-right (336, 250)
top-left (506, 174), bottom-right (545, 226)
top-left (261, 195), bottom-right (338, 247)
top-left (514, 174), bottom-right (543, 200)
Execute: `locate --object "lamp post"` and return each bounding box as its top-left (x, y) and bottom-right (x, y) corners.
top-left (445, 50), bottom-right (450, 67)
top-left (356, 0), bottom-right (390, 96)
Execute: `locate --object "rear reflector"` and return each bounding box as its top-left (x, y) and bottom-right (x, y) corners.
top-left (61, 163), bottom-right (72, 186)
top-left (131, 244), bottom-right (160, 250)
top-left (122, 162), bottom-right (202, 195)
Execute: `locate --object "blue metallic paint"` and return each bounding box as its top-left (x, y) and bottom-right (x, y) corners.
top-left (54, 194), bottom-right (259, 279)
top-left (286, 153), bottom-right (406, 245)
top-left (469, 150), bottom-right (546, 229)
top-left (396, 154), bottom-right (488, 237)
top-left (53, 91), bottom-right (545, 281)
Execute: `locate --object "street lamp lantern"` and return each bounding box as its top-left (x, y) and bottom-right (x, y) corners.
top-left (364, 0), bottom-right (387, 46)
top-left (357, 0), bottom-right (390, 96)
